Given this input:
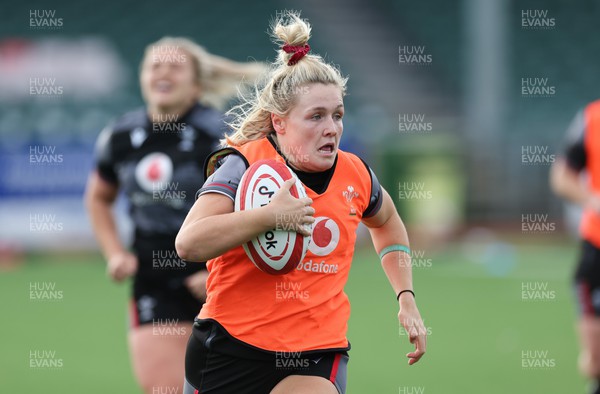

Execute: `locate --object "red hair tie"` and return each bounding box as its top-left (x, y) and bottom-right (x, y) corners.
top-left (282, 44), bottom-right (310, 66)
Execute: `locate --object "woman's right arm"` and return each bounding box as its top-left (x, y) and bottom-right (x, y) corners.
top-left (550, 158), bottom-right (600, 214)
top-left (85, 171), bottom-right (138, 281)
top-left (176, 179), bottom-right (314, 262)
top-left (550, 158), bottom-right (587, 205)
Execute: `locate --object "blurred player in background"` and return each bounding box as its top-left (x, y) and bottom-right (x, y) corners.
top-left (551, 102), bottom-right (600, 394)
top-left (84, 37), bottom-right (263, 393)
top-left (176, 12), bottom-right (426, 394)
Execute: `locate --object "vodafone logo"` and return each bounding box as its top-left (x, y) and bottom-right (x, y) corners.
top-left (135, 152), bottom-right (173, 193)
top-left (309, 217), bottom-right (340, 256)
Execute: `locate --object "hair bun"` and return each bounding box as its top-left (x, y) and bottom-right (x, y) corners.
top-left (272, 11), bottom-right (311, 65)
top-left (223, 10), bottom-right (347, 147)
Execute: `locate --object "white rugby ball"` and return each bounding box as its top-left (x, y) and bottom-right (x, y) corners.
top-left (234, 159), bottom-right (310, 275)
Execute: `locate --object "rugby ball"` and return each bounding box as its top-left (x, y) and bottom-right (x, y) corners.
top-left (234, 159), bottom-right (310, 275)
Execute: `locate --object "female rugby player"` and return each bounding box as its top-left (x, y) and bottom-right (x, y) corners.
top-left (551, 102), bottom-right (600, 394)
top-left (176, 12), bottom-right (426, 394)
top-left (85, 37), bottom-right (263, 393)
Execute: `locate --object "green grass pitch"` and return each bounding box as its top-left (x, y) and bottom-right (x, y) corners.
top-left (0, 238), bottom-right (587, 393)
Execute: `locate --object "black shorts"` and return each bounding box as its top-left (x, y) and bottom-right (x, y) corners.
top-left (574, 240), bottom-right (600, 316)
top-left (183, 319), bottom-right (349, 394)
top-left (129, 233), bottom-right (205, 328)
top-left (130, 275), bottom-right (203, 327)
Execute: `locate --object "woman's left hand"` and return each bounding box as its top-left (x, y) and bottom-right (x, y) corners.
top-left (398, 295), bottom-right (427, 365)
top-left (184, 270), bottom-right (209, 302)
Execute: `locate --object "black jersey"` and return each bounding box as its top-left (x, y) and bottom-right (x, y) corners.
top-left (562, 109), bottom-right (587, 172)
top-left (94, 103), bottom-right (226, 237)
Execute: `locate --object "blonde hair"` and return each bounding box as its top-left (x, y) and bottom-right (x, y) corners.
top-left (141, 37), bottom-right (265, 110)
top-left (223, 11), bottom-right (348, 147)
